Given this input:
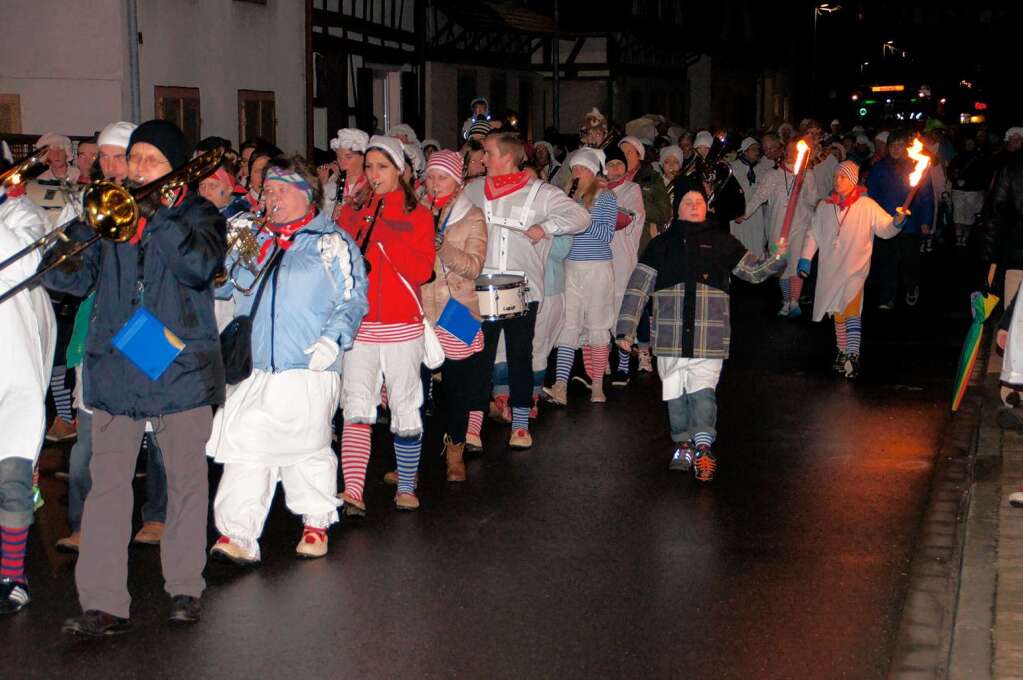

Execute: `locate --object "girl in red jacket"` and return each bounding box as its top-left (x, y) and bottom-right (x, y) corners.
top-left (336, 136), bottom-right (436, 512)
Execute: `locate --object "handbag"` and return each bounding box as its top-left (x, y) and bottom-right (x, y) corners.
top-left (219, 249), bottom-right (283, 385)
top-left (377, 243), bottom-right (445, 370)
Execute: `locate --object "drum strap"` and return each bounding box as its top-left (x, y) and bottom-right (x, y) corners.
top-left (484, 180), bottom-right (543, 273)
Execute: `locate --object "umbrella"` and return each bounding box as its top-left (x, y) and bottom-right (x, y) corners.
top-left (952, 290), bottom-right (1000, 412)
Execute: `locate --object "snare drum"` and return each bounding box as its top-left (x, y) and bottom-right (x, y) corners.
top-left (475, 273), bottom-right (528, 320)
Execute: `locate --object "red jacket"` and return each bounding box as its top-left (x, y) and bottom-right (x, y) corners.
top-left (337, 189), bottom-right (436, 324)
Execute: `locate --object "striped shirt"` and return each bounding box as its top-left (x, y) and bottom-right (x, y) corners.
top-left (436, 328), bottom-right (484, 360)
top-left (355, 321), bottom-right (424, 344)
top-left (567, 191), bottom-right (617, 262)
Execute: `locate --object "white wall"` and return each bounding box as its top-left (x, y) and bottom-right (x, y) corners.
top-left (0, 0), bottom-right (129, 136)
top-left (137, 0), bottom-right (307, 153)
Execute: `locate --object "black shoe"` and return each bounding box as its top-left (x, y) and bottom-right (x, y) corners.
top-left (843, 353), bottom-right (861, 379)
top-left (832, 351), bottom-right (848, 375)
top-left (905, 286), bottom-right (919, 307)
top-left (692, 445), bottom-right (717, 483)
top-left (0, 578), bottom-right (30, 615)
top-left (62, 610), bottom-right (132, 637)
top-left (997, 407), bottom-right (1023, 431)
top-left (168, 595), bottom-right (201, 625)
top-left (611, 370), bottom-right (630, 387)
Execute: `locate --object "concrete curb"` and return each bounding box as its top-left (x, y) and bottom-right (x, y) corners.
top-left (887, 340), bottom-right (990, 680)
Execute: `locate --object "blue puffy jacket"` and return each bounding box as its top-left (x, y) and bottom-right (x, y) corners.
top-left (43, 192), bottom-right (227, 418)
top-left (217, 212), bottom-right (368, 373)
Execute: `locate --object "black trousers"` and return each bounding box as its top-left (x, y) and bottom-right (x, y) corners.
top-left (875, 232), bottom-right (921, 304)
top-left (440, 349), bottom-right (490, 444)
top-left (479, 302), bottom-right (539, 409)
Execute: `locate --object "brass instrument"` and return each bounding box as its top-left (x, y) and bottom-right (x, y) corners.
top-left (216, 212), bottom-right (274, 293)
top-left (567, 177), bottom-right (580, 199)
top-left (0, 147), bottom-right (225, 305)
top-left (0, 146), bottom-right (48, 189)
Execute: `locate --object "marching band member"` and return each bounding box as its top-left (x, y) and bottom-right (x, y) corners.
top-left (421, 139), bottom-right (441, 160)
top-left (799, 161), bottom-right (904, 378)
top-left (604, 145), bottom-right (647, 384)
top-left (738, 139), bottom-right (819, 318)
top-left (418, 150), bottom-right (487, 481)
top-left (543, 148), bottom-right (618, 405)
top-left (659, 145), bottom-right (684, 206)
top-left (244, 143), bottom-right (281, 212)
top-left (322, 128), bottom-right (371, 219)
top-left (26, 133), bottom-right (80, 226)
top-left (616, 190), bottom-right (747, 483)
top-left (0, 187), bottom-right (56, 614)
top-left (207, 156), bottom-right (367, 564)
top-left (336, 136), bottom-right (435, 512)
top-left (534, 141), bottom-right (561, 183)
top-left (74, 138), bottom-right (98, 185)
top-left (45, 120), bottom-right (227, 634)
top-left (463, 131), bottom-right (589, 449)
top-left (55, 121), bottom-right (170, 554)
top-left (387, 124), bottom-right (419, 146)
top-left (729, 138), bottom-right (769, 257)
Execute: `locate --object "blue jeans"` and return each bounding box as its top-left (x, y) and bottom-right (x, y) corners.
top-left (68, 411), bottom-right (168, 532)
top-left (666, 388), bottom-right (718, 443)
top-left (0, 458), bottom-right (34, 529)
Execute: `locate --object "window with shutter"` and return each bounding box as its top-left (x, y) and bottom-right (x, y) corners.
top-left (154, 86), bottom-right (201, 148)
top-left (238, 90), bottom-right (277, 145)
top-left (0, 95), bottom-right (22, 134)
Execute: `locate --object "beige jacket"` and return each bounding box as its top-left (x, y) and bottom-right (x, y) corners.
top-left (421, 192), bottom-right (487, 323)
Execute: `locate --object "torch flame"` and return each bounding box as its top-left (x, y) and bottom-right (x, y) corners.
top-left (906, 136), bottom-right (931, 188)
top-left (795, 140), bottom-right (810, 174)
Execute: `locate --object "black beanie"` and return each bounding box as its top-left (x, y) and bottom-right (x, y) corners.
top-left (604, 144), bottom-right (627, 167)
top-left (128, 119), bottom-right (189, 170)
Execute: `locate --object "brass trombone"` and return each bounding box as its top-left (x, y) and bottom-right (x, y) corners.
top-left (0, 145), bottom-right (49, 189)
top-left (0, 147), bottom-right (224, 305)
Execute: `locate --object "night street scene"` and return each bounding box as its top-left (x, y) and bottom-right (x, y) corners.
top-left (2, 1), bottom-right (1023, 678)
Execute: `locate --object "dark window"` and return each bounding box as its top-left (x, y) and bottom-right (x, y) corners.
top-left (491, 74), bottom-right (507, 117)
top-left (155, 86), bottom-right (201, 148)
top-left (518, 79), bottom-right (532, 138)
top-left (400, 71), bottom-right (420, 138)
top-left (456, 69), bottom-right (477, 140)
top-left (238, 90), bottom-right (277, 145)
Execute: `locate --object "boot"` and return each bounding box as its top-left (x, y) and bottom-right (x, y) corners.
top-left (445, 436), bottom-right (466, 482)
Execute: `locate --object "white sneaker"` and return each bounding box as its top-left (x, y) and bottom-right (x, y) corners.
top-left (1010, 491), bottom-right (1023, 508)
top-left (777, 301), bottom-right (791, 317)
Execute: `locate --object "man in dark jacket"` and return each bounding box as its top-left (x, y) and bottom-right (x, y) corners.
top-left (983, 152), bottom-right (1023, 285)
top-left (43, 120), bottom-right (226, 636)
top-left (866, 129), bottom-right (934, 309)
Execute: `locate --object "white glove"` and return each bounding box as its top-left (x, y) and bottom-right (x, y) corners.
top-left (303, 336), bottom-right (340, 371)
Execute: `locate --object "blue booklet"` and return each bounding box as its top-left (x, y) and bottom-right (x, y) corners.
top-left (112, 308), bottom-right (185, 380)
top-left (436, 297), bottom-right (481, 345)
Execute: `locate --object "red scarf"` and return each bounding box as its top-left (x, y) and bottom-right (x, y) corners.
top-left (130, 187), bottom-right (188, 245)
top-left (607, 177), bottom-right (627, 190)
top-left (484, 170), bottom-right (530, 200)
top-left (258, 209), bottom-right (316, 262)
top-left (824, 185), bottom-right (867, 211)
top-left (429, 192), bottom-right (455, 211)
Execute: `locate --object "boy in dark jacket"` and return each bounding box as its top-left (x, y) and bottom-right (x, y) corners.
top-left (43, 120), bottom-right (226, 635)
top-left (616, 190), bottom-right (748, 482)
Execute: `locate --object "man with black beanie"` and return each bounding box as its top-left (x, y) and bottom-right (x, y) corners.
top-left (43, 119), bottom-right (226, 635)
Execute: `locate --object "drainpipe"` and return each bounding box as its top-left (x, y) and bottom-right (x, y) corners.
top-left (126, 0), bottom-right (141, 122)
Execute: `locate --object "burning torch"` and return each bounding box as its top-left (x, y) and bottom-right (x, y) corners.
top-left (896, 136), bottom-right (932, 218)
top-left (733, 138), bottom-right (812, 283)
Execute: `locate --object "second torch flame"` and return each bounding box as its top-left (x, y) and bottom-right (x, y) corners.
top-left (907, 136), bottom-right (931, 188)
top-left (795, 139), bottom-right (810, 174)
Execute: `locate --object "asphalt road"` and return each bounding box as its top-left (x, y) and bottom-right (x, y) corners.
top-left (7, 251), bottom-right (970, 680)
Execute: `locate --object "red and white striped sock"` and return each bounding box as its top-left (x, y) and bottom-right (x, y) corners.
top-left (340, 424), bottom-right (372, 502)
top-left (789, 276), bottom-right (804, 303)
top-left (588, 344), bottom-right (609, 381)
top-left (581, 346), bottom-right (594, 381)
top-left (467, 411), bottom-right (483, 437)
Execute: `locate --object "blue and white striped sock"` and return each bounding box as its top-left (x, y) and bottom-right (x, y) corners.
top-left (555, 346), bottom-right (574, 383)
top-left (393, 435), bottom-right (422, 494)
top-left (511, 407), bottom-right (529, 431)
top-left (845, 316), bottom-right (862, 355)
top-left (779, 279), bottom-right (791, 304)
top-left (693, 432), bottom-right (714, 449)
top-left (617, 346), bottom-right (630, 372)
top-left (50, 365), bottom-right (73, 421)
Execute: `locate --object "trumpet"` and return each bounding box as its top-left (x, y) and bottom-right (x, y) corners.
top-left (0, 147), bottom-right (225, 305)
top-left (215, 212), bottom-right (275, 293)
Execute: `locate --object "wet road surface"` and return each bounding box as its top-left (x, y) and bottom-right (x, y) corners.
top-left (8, 256), bottom-right (970, 680)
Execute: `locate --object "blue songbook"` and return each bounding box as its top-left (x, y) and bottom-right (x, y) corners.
top-left (436, 297), bottom-right (481, 345)
top-left (112, 308), bottom-right (185, 380)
